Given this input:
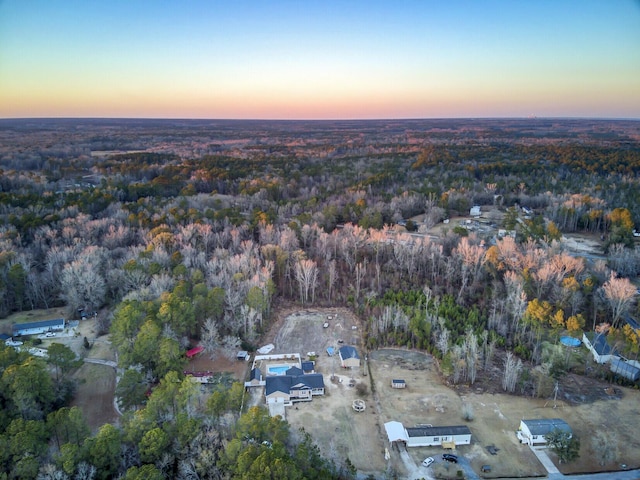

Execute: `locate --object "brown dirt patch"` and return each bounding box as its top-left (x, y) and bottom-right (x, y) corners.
top-left (186, 352), bottom-right (249, 381)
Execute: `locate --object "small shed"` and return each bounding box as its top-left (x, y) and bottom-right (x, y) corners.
top-left (245, 367), bottom-right (265, 388)
top-left (391, 379), bottom-right (406, 389)
top-left (610, 358), bottom-right (640, 382)
top-left (237, 350), bottom-right (249, 361)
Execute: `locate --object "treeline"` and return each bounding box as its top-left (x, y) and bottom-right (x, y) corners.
top-left (0, 119), bottom-right (639, 477)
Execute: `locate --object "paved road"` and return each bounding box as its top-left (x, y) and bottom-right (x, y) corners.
top-left (396, 447), bottom-right (640, 480)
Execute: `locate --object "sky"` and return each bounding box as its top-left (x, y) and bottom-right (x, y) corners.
top-left (0, 1), bottom-right (639, 120)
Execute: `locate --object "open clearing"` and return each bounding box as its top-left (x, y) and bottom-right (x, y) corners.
top-left (267, 307), bottom-right (640, 479)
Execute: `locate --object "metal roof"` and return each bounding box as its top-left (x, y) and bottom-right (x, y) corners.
top-left (339, 345), bottom-right (359, 360)
top-left (265, 373), bottom-right (324, 396)
top-left (406, 425), bottom-right (471, 437)
top-left (521, 418), bottom-right (571, 436)
top-left (13, 318), bottom-right (64, 333)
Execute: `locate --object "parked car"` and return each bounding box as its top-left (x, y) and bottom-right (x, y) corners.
top-left (442, 453), bottom-right (458, 463)
top-left (45, 332), bottom-right (56, 337)
top-left (422, 457), bottom-right (435, 467)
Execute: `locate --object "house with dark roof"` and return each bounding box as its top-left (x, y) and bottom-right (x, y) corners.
top-left (339, 345), bottom-right (360, 368)
top-left (12, 318), bottom-right (65, 337)
top-left (517, 418), bottom-right (572, 446)
top-left (265, 372), bottom-right (324, 405)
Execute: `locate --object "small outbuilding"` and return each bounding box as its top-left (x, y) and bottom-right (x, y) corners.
top-left (301, 361), bottom-right (315, 374)
top-left (245, 367), bottom-right (265, 387)
top-left (391, 379), bottom-right (406, 389)
top-left (236, 350), bottom-right (249, 361)
top-left (610, 358), bottom-right (640, 382)
top-left (339, 345), bottom-right (360, 368)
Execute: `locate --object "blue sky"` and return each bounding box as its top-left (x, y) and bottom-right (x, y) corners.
top-left (1, 1), bottom-right (638, 119)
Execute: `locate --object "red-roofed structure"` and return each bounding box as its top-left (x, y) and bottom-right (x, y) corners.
top-left (186, 346), bottom-right (204, 358)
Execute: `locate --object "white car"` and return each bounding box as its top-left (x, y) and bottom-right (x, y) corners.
top-left (45, 332), bottom-right (56, 337)
top-left (422, 457), bottom-right (435, 467)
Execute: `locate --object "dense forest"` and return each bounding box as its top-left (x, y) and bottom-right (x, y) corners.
top-left (0, 118), bottom-right (639, 479)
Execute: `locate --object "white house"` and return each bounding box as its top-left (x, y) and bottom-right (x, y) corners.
top-left (582, 332), bottom-right (615, 364)
top-left (383, 422), bottom-right (471, 449)
top-left (516, 418), bottom-right (572, 446)
top-left (405, 425), bottom-right (472, 448)
top-left (12, 318), bottom-right (65, 337)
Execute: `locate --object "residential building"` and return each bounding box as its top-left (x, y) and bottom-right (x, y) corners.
top-left (516, 418), bottom-right (572, 446)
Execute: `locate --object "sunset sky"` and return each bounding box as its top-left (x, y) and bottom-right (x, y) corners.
top-left (1, 1), bottom-right (639, 120)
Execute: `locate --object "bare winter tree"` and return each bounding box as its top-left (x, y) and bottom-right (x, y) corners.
top-left (326, 259), bottom-right (337, 302)
top-left (353, 261), bottom-right (367, 303)
top-left (451, 344), bottom-right (465, 384)
top-left (502, 352), bottom-right (523, 393)
top-left (294, 257), bottom-right (318, 304)
top-left (435, 323), bottom-right (450, 357)
top-left (464, 328), bottom-right (479, 384)
top-left (220, 335), bottom-right (242, 360)
top-left (601, 272), bottom-right (637, 328)
top-left (60, 258), bottom-right (107, 313)
top-left (201, 317), bottom-right (221, 358)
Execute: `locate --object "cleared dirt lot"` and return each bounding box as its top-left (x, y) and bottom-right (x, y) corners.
top-left (266, 308), bottom-right (640, 479)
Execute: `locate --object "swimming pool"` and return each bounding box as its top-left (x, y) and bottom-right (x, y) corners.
top-left (268, 365), bottom-right (290, 376)
top-left (560, 336), bottom-right (581, 347)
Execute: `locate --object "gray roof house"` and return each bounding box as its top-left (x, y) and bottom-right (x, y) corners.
top-left (265, 372), bottom-right (324, 405)
top-left (517, 418), bottom-right (572, 446)
top-left (13, 318), bottom-right (65, 337)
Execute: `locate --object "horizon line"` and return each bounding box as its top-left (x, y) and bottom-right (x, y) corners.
top-left (1, 115), bottom-right (639, 122)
